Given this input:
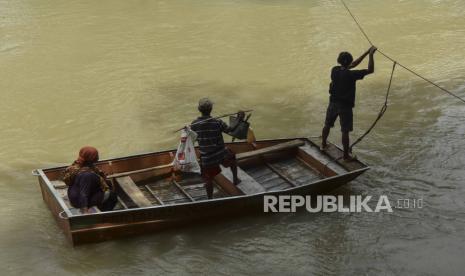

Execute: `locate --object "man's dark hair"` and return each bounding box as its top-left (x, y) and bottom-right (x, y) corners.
top-left (337, 52), bottom-right (353, 68)
top-left (198, 98), bottom-right (213, 116)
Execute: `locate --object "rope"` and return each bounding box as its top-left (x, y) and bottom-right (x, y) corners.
top-left (340, 0), bottom-right (374, 46)
top-left (350, 62), bottom-right (397, 151)
top-left (340, 0), bottom-right (465, 104)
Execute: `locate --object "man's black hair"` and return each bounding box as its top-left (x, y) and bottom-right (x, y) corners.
top-left (337, 52), bottom-right (353, 68)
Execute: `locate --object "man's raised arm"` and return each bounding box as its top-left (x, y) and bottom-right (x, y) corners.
top-left (367, 46), bottom-right (377, 74)
top-left (349, 46), bottom-right (376, 69)
top-left (349, 48), bottom-right (369, 69)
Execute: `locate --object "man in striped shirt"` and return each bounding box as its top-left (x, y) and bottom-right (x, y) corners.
top-left (191, 98), bottom-right (243, 199)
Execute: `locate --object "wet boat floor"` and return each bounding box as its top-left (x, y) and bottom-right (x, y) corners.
top-left (140, 173), bottom-right (227, 205)
top-left (241, 156), bottom-right (323, 191)
top-left (139, 156), bottom-right (323, 205)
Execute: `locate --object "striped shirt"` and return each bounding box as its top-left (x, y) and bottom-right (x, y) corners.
top-left (191, 116), bottom-right (229, 168)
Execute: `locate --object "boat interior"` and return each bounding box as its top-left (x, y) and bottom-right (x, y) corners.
top-left (42, 138), bottom-right (366, 215)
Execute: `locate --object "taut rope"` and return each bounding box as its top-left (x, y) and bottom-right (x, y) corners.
top-left (340, 0), bottom-right (465, 150)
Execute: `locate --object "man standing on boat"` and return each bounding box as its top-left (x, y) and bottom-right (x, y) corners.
top-left (191, 98), bottom-right (243, 199)
top-left (321, 46), bottom-right (377, 161)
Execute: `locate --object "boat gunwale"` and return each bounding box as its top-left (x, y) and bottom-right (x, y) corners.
top-left (37, 169), bottom-right (74, 218)
top-left (37, 137), bottom-right (363, 172)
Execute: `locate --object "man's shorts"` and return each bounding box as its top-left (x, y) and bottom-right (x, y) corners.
top-left (324, 102), bottom-right (353, 132)
top-left (201, 148), bottom-right (236, 182)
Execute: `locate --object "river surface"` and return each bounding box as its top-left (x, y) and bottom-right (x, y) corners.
top-left (1, 0), bottom-right (465, 275)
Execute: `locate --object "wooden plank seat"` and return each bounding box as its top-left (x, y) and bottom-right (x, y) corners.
top-left (115, 176), bottom-right (153, 208)
top-left (220, 165), bottom-right (266, 194)
top-left (236, 139), bottom-right (305, 160)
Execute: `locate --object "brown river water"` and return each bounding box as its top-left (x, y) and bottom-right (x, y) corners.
top-left (1, 0), bottom-right (464, 275)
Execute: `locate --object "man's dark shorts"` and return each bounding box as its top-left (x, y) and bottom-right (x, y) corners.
top-left (324, 102), bottom-right (353, 132)
top-left (201, 148), bottom-right (236, 182)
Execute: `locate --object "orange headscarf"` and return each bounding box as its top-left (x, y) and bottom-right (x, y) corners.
top-left (76, 146), bottom-right (99, 166)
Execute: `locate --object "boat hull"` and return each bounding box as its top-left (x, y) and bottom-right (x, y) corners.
top-left (35, 138), bottom-right (369, 245)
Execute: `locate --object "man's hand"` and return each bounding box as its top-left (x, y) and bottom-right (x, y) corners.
top-left (237, 111), bottom-right (245, 121)
top-left (350, 47), bottom-right (372, 69)
top-left (367, 46), bottom-right (376, 73)
top-left (350, 46), bottom-right (377, 69)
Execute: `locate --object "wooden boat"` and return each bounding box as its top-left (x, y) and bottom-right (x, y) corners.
top-left (34, 138), bottom-right (369, 246)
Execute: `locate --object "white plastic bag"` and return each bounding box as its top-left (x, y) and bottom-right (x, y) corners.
top-left (173, 127), bottom-right (201, 174)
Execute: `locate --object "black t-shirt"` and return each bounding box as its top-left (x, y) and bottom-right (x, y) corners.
top-left (329, 66), bottom-right (370, 107)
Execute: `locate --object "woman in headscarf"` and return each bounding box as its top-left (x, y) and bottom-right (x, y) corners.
top-left (63, 146), bottom-right (117, 214)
